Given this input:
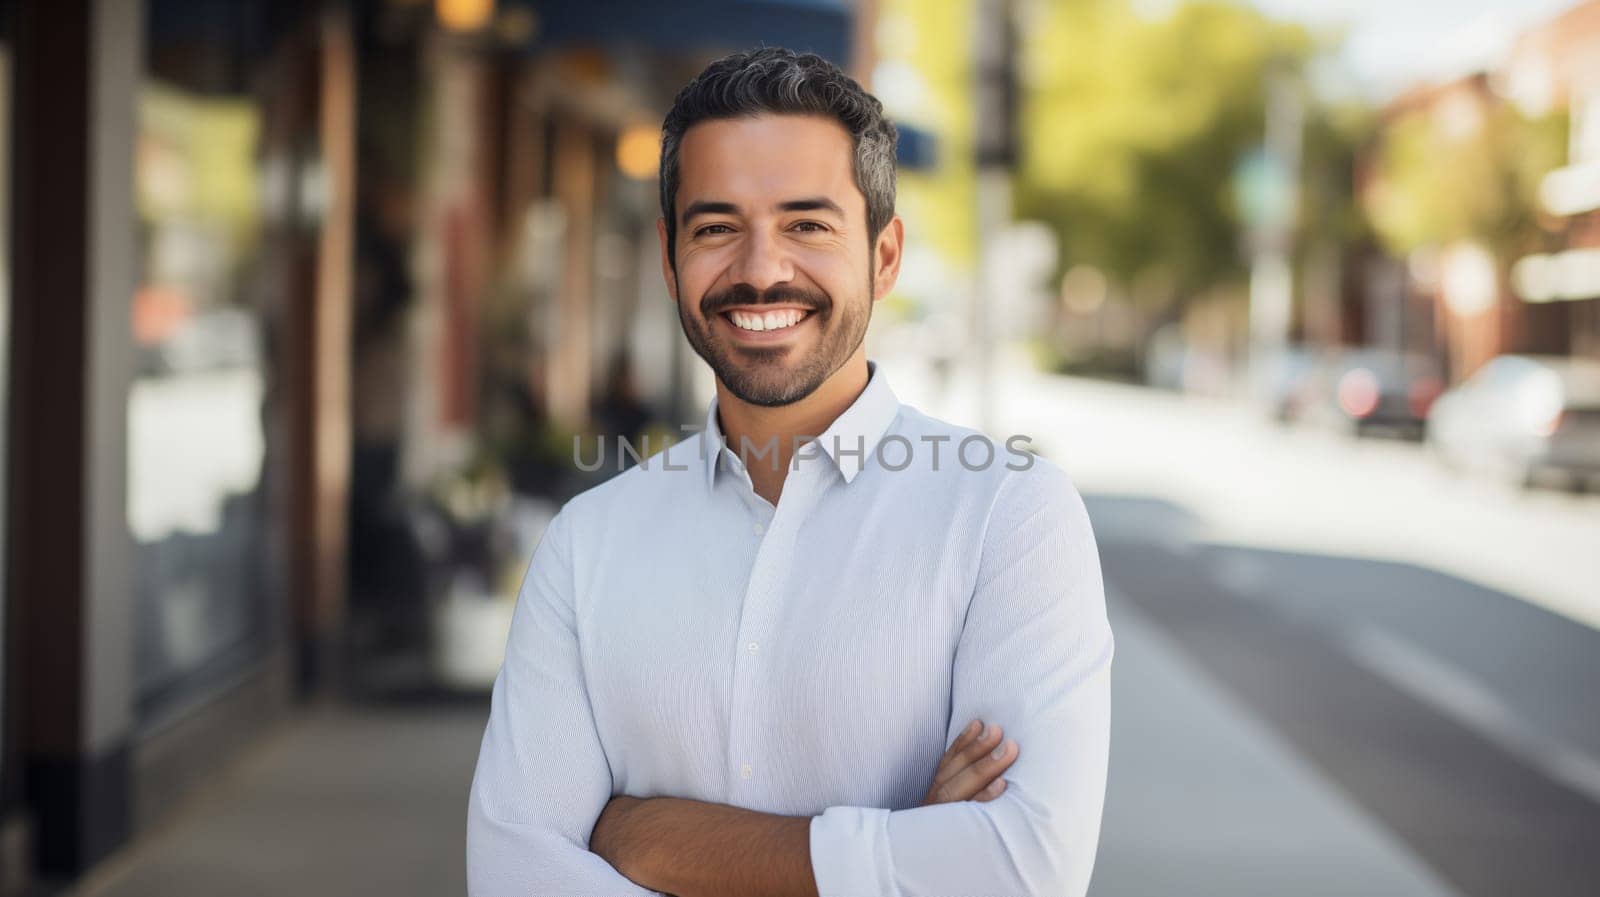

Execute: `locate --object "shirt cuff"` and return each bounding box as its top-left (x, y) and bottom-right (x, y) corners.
top-left (809, 805), bottom-right (900, 897)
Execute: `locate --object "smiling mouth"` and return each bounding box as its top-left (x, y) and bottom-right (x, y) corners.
top-left (721, 308), bottom-right (814, 334)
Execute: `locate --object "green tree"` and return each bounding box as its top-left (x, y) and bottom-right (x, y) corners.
top-left (1017, 0), bottom-right (1320, 309)
top-left (1364, 84), bottom-right (1566, 260)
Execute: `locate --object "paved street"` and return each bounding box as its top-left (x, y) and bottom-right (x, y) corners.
top-left (1088, 498), bottom-right (1600, 896)
top-left (74, 356), bottom-right (1600, 896)
top-left (1093, 594), bottom-right (1456, 897)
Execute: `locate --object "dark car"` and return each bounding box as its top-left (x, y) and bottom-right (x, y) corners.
top-left (1301, 349), bottom-right (1445, 440)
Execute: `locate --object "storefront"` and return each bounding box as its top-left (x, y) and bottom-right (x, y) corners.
top-left (339, 0), bottom-right (881, 692)
top-left (132, 12), bottom-right (281, 734)
top-left (0, 0), bottom-right (892, 890)
top-left (2, 0), bottom-right (350, 885)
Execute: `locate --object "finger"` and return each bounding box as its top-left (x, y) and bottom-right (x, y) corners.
top-left (931, 722), bottom-right (1003, 790)
top-left (940, 719), bottom-right (979, 754)
top-left (930, 734), bottom-right (1016, 803)
top-left (942, 720), bottom-right (985, 765)
top-left (938, 737), bottom-right (1018, 802)
top-left (929, 721), bottom-right (989, 789)
top-left (934, 719), bottom-right (998, 789)
top-left (974, 776), bottom-right (1008, 802)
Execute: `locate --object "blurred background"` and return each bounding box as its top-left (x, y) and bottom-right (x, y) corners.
top-left (1, 0), bottom-right (1597, 894)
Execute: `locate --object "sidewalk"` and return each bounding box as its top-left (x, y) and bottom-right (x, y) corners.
top-left (69, 606), bottom-right (1456, 897)
top-left (72, 700), bottom-right (488, 897)
top-left (1091, 595), bottom-right (1457, 897)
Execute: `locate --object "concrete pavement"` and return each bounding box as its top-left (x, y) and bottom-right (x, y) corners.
top-left (73, 604), bottom-right (1458, 897)
top-left (72, 700), bottom-right (486, 897)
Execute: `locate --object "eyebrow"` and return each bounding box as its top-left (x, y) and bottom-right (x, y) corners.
top-left (680, 200), bottom-right (738, 223)
top-left (680, 196), bottom-right (846, 224)
top-left (778, 197), bottom-right (845, 216)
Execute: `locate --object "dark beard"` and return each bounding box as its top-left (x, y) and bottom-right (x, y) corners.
top-left (677, 279), bottom-right (872, 407)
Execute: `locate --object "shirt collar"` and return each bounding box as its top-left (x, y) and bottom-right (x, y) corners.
top-left (703, 358), bottom-right (901, 491)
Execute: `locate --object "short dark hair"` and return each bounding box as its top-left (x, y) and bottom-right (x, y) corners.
top-left (658, 46), bottom-right (898, 266)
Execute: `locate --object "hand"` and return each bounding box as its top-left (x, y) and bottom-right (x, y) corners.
top-left (921, 719), bottom-right (1018, 806)
top-left (590, 795), bottom-right (652, 883)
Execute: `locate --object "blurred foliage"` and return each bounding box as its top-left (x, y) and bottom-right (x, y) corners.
top-left (1364, 89), bottom-right (1567, 259)
top-left (1016, 0), bottom-right (1329, 306)
top-left (137, 82), bottom-right (263, 262)
top-left (876, 0), bottom-right (980, 313)
top-left (1299, 101), bottom-right (1375, 248)
top-left (1045, 342), bottom-right (1144, 381)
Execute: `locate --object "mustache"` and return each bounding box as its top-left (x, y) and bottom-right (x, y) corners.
top-left (701, 283), bottom-right (829, 318)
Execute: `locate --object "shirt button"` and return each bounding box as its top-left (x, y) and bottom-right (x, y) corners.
top-left (747, 641), bottom-right (760, 656)
top-left (741, 763), bottom-right (753, 780)
top-left (753, 522), bottom-right (765, 535)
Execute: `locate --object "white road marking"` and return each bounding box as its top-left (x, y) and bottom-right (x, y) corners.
top-left (1343, 625), bottom-right (1600, 805)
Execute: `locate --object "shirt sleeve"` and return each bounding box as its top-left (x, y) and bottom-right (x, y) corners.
top-left (808, 460), bottom-right (1114, 897)
top-left (466, 507), bottom-right (665, 897)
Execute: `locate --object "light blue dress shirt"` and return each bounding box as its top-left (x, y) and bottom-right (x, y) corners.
top-left (466, 359), bottom-right (1114, 896)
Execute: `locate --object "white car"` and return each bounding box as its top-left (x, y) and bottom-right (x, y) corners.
top-left (1428, 354), bottom-right (1600, 491)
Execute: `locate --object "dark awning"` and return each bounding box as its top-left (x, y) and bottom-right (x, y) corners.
top-left (519, 0), bottom-right (940, 169)
top-left (520, 0), bottom-right (854, 68)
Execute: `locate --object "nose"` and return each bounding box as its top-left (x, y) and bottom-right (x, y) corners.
top-left (728, 227), bottom-right (794, 293)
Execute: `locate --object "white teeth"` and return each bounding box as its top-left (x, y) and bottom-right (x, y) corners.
top-left (729, 309), bottom-right (805, 332)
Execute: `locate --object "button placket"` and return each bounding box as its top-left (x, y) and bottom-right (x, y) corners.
top-left (726, 526), bottom-right (774, 790)
top-left (724, 465), bottom-right (821, 793)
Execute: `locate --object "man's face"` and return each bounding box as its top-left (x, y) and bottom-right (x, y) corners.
top-left (659, 114), bottom-right (898, 407)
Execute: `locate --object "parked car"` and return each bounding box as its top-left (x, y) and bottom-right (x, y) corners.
top-left (1301, 349), bottom-right (1445, 440)
top-left (1428, 354), bottom-right (1600, 491)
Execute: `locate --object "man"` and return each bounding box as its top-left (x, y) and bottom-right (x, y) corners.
top-left (466, 47), bottom-right (1113, 897)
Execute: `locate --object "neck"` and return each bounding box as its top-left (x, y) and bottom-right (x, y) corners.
top-left (715, 350), bottom-right (869, 505)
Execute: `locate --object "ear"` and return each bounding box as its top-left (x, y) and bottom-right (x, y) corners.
top-left (656, 216), bottom-right (678, 301)
top-left (871, 215), bottom-right (905, 300)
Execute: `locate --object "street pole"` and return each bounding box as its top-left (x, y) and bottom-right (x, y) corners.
top-left (973, 0), bottom-right (1016, 434)
top-left (1247, 64), bottom-right (1302, 402)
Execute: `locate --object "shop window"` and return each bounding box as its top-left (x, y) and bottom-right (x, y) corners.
top-left (129, 79), bottom-right (273, 725)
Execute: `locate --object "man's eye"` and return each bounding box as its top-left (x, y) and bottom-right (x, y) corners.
top-left (792, 221), bottom-right (827, 233)
top-left (696, 224), bottom-right (734, 236)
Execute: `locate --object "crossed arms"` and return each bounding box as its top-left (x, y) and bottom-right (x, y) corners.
top-left (580, 716), bottom-right (1023, 897)
top-left (465, 467), bottom-right (1113, 897)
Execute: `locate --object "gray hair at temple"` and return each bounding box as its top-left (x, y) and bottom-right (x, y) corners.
top-left (657, 46), bottom-right (899, 270)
